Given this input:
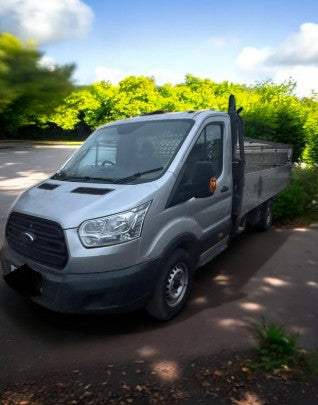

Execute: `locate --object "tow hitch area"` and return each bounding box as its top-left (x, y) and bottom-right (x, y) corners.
top-left (4, 264), bottom-right (42, 296)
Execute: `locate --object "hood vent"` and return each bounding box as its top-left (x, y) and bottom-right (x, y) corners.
top-left (38, 183), bottom-right (60, 190)
top-left (71, 187), bottom-right (112, 195)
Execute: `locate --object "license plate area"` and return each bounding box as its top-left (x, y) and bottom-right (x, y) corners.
top-left (4, 263), bottom-right (42, 296)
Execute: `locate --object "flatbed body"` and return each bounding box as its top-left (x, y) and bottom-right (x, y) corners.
top-left (242, 138), bottom-right (292, 214)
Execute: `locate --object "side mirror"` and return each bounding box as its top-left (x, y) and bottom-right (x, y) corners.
top-left (191, 161), bottom-right (216, 198)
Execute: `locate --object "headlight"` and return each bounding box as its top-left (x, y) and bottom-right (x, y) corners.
top-left (78, 201), bottom-right (151, 247)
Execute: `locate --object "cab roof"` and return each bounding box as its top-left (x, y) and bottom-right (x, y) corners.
top-left (99, 110), bottom-right (229, 129)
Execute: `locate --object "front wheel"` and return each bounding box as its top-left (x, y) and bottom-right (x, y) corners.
top-left (146, 249), bottom-right (194, 321)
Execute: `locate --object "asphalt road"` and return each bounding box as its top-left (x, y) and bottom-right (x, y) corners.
top-left (0, 144), bottom-right (317, 388)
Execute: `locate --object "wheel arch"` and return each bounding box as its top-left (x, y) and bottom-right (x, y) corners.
top-left (158, 233), bottom-right (200, 271)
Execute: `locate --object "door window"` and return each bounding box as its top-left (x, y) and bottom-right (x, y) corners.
top-left (184, 123), bottom-right (223, 180)
top-left (167, 123), bottom-right (223, 207)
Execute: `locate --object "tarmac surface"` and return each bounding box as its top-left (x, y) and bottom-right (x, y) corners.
top-left (0, 143), bottom-right (317, 390)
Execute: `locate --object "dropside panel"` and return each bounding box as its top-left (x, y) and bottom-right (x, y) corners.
top-left (242, 165), bottom-right (291, 214)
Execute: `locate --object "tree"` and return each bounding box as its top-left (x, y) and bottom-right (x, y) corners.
top-left (39, 72), bottom-right (317, 163)
top-left (301, 95), bottom-right (318, 164)
top-left (0, 33), bottom-right (74, 137)
top-left (242, 80), bottom-right (307, 161)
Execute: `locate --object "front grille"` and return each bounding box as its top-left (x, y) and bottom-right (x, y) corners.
top-left (6, 212), bottom-right (68, 269)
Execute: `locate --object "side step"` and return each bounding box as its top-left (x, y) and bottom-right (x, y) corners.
top-left (198, 237), bottom-right (229, 268)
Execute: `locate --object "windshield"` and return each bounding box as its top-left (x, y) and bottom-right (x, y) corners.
top-left (54, 119), bottom-right (194, 184)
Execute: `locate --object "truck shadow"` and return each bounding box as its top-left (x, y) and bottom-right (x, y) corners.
top-left (183, 227), bottom-right (288, 318)
top-left (1, 226), bottom-right (291, 339)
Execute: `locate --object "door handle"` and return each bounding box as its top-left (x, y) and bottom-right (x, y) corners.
top-left (221, 185), bottom-right (229, 193)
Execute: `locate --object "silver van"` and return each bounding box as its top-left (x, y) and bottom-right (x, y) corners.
top-left (1, 96), bottom-right (292, 320)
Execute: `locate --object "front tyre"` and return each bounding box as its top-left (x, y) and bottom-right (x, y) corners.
top-left (146, 249), bottom-right (194, 321)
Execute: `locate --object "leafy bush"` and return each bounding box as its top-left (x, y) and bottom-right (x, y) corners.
top-left (273, 166), bottom-right (318, 220)
top-left (243, 104), bottom-right (307, 161)
top-left (251, 320), bottom-right (318, 377)
top-left (252, 321), bottom-right (301, 371)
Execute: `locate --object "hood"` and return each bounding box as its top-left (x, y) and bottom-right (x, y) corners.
top-left (12, 179), bottom-right (159, 229)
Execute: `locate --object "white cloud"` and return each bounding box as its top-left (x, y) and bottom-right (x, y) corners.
top-left (37, 56), bottom-right (55, 71)
top-left (273, 23), bottom-right (318, 65)
top-left (94, 67), bottom-right (126, 84)
top-left (93, 66), bottom-right (184, 85)
top-left (205, 37), bottom-right (226, 48)
top-left (147, 69), bottom-right (184, 85)
top-left (195, 36), bottom-right (239, 57)
top-left (273, 66), bottom-right (318, 97)
top-left (235, 22), bottom-right (318, 96)
top-left (0, 0), bottom-right (94, 44)
top-left (236, 46), bottom-right (272, 73)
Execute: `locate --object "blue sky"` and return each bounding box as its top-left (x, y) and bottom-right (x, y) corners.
top-left (1, 0), bottom-right (318, 96)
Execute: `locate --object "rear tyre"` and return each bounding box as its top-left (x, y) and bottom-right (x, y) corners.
top-left (237, 215), bottom-right (247, 234)
top-left (146, 249), bottom-right (194, 321)
top-left (255, 199), bottom-right (273, 231)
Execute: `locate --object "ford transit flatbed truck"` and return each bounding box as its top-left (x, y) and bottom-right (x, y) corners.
top-left (1, 95), bottom-right (292, 320)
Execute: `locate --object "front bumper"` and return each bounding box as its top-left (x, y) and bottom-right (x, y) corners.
top-left (1, 244), bottom-right (160, 314)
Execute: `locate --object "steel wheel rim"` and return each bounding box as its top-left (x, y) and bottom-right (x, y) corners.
top-left (165, 263), bottom-right (188, 307)
top-left (266, 207), bottom-right (272, 226)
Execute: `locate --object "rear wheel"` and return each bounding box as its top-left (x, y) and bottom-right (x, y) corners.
top-left (255, 199), bottom-right (273, 231)
top-left (146, 249), bottom-right (193, 320)
top-left (237, 215), bottom-right (247, 234)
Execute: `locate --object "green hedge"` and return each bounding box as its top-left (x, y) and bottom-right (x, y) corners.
top-left (273, 166), bottom-right (318, 220)
top-left (0, 122), bottom-right (91, 141)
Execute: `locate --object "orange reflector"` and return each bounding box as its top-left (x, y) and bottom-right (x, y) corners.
top-left (209, 177), bottom-right (217, 193)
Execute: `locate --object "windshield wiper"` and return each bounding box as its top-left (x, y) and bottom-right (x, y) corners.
top-left (115, 167), bottom-right (164, 184)
top-left (51, 172), bottom-right (116, 183)
top-left (51, 167), bottom-right (164, 184)
top-left (51, 171), bottom-right (67, 180)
